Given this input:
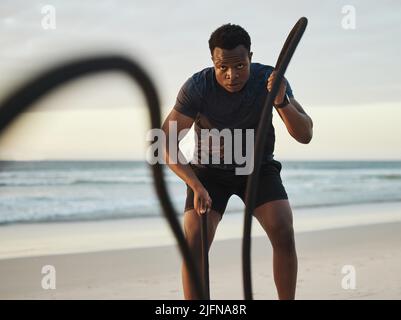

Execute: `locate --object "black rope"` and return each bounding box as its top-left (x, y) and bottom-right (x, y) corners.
top-left (242, 17), bottom-right (308, 300)
top-left (0, 56), bottom-right (206, 300)
top-left (200, 213), bottom-right (210, 299)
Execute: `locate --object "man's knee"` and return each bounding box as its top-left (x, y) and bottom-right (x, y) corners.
top-left (269, 221), bottom-right (296, 251)
top-left (255, 200), bottom-right (296, 251)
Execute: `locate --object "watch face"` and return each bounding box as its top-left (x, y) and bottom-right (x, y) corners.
top-left (276, 97), bottom-right (289, 108)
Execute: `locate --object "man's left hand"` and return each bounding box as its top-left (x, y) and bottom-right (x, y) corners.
top-left (267, 70), bottom-right (287, 105)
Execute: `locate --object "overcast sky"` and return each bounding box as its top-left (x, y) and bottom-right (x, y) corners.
top-left (0, 0), bottom-right (400, 160)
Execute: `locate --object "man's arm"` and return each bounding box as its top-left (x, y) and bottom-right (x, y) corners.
top-left (267, 71), bottom-right (313, 144)
top-left (161, 109), bottom-right (212, 215)
top-left (275, 98), bottom-right (313, 144)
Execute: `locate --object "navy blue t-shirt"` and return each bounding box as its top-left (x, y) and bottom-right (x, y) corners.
top-left (173, 63), bottom-right (294, 168)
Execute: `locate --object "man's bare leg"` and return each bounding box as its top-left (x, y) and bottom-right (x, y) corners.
top-left (254, 199), bottom-right (297, 300)
top-left (182, 209), bottom-right (221, 300)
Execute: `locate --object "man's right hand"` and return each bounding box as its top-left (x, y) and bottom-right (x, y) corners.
top-left (193, 184), bottom-right (212, 216)
top-left (162, 109), bottom-right (213, 216)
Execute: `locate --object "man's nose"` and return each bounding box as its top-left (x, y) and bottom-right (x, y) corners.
top-left (225, 68), bottom-right (238, 80)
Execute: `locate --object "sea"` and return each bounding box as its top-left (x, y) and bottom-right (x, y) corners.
top-left (1, 160), bottom-right (401, 225)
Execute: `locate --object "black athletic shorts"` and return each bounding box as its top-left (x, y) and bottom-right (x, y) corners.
top-left (184, 160), bottom-right (288, 216)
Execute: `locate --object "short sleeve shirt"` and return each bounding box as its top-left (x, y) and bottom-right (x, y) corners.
top-left (174, 63), bottom-right (294, 167)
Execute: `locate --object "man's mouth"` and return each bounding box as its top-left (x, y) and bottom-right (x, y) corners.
top-left (227, 83), bottom-right (241, 88)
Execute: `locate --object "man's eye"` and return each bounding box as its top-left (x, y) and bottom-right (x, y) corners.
top-left (220, 66), bottom-right (227, 71)
top-left (237, 64), bottom-right (244, 69)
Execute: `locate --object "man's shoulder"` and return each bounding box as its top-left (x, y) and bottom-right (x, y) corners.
top-left (250, 63), bottom-right (274, 78)
top-left (189, 67), bottom-right (213, 83)
top-left (193, 66), bottom-right (214, 76)
top-left (183, 67), bottom-right (214, 96)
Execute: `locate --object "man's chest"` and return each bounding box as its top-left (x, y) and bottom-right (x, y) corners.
top-left (200, 89), bottom-right (268, 128)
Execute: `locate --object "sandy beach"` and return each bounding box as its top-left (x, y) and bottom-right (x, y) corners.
top-left (0, 202), bottom-right (401, 300)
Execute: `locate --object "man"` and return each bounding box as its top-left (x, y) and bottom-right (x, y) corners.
top-left (161, 23), bottom-right (313, 300)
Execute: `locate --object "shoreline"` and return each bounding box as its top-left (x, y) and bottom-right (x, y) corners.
top-left (1, 201), bottom-right (401, 260)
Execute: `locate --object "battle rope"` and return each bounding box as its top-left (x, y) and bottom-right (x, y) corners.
top-left (200, 214), bottom-right (210, 299)
top-left (0, 56), bottom-right (206, 299)
top-left (242, 17), bottom-right (308, 300)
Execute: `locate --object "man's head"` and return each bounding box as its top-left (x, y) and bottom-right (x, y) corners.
top-left (209, 23), bottom-right (253, 93)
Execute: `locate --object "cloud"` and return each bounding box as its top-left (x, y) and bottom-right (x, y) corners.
top-left (1, 0), bottom-right (401, 107)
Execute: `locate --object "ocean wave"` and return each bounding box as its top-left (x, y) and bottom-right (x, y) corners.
top-left (0, 176), bottom-right (181, 187)
top-left (1, 160), bottom-right (401, 225)
top-left (2, 198), bottom-right (401, 226)
top-left (361, 174), bottom-right (401, 180)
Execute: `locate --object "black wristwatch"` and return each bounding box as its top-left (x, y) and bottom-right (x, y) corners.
top-left (274, 96), bottom-right (290, 109)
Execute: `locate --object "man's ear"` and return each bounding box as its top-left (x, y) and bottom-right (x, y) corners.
top-left (249, 51), bottom-right (253, 61)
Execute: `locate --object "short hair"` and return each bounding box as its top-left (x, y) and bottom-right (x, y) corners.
top-left (208, 23), bottom-right (251, 55)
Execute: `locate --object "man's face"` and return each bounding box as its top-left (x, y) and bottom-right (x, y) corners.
top-left (212, 45), bottom-right (252, 93)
